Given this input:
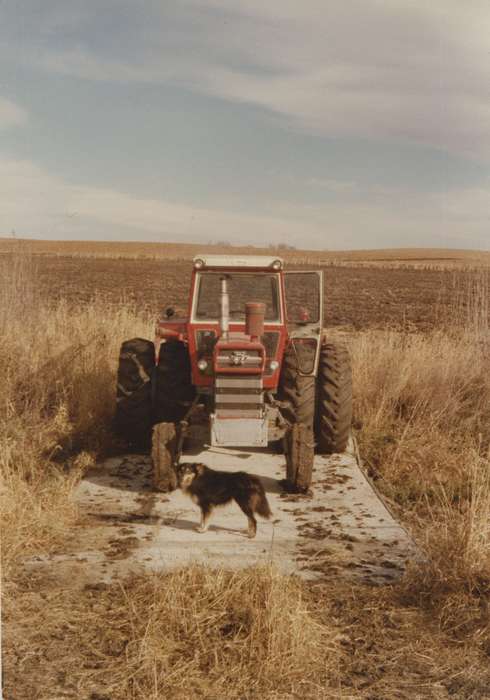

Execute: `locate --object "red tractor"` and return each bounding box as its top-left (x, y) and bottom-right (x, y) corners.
top-left (115, 255), bottom-right (352, 492)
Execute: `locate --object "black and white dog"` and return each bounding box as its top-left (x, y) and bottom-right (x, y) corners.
top-left (177, 462), bottom-right (272, 538)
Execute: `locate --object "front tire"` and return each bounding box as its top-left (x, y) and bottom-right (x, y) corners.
top-left (152, 422), bottom-right (178, 492)
top-left (278, 345), bottom-right (316, 427)
top-left (284, 423), bottom-right (315, 492)
top-left (315, 341), bottom-right (352, 454)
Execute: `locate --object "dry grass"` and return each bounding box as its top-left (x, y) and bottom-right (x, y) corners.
top-left (351, 328), bottom-right (490, 504)
top-left (347, 273), bottom-right (490, 666)
top-left (6, 568), bottom-right (490, 699)
top-left (90, 566), bottom-right (338, 699)
top-left (5, 566), bottom-right (340, 700)
top-left (0, 254), bottom-right (151, 579)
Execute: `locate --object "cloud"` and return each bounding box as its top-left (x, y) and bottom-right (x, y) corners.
top-left (0, 98), bottom-right (28, 130)
top-left (7, 1), bottom-right (489, 158)
top-left (1, 157), bottom-right (488, 249)
top-left (0, 157), bottom-right (315, 244)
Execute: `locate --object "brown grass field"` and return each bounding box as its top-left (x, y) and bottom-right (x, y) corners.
top-left (1, 240), bottom-right (490, 699)
top-left (2, 236), bottom-right (490, 269)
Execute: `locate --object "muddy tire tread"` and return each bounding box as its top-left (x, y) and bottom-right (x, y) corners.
top-left (154, 341), bottom-right (195, 424)
top-left (285, 423), bottom-right (315, 492)
top-left (278, 345), bottom-right (316, 427)
top-left (315, 342), bottom-right (352, 454)
top-left (115, 338), bottom-right (155, 448)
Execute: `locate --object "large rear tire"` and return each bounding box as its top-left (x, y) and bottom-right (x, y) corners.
top-left (153, 341), bottom-right (195, 424)
top-left (278, 345), bottom-right (316, 427)
top-left (315, 341), bottom-right (352, 454)
top-left (115, 338), bottom-right (155, 448)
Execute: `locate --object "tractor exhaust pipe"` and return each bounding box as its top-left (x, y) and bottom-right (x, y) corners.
top-left (245, 302), bottom-right (265, 341)
top-left (220, 276), bottom-right (230, 340)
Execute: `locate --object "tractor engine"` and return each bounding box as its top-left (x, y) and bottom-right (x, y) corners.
top-left (211, 277), bottom-right (268, 446)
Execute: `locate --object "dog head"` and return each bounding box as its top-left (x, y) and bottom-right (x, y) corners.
top-left (176, 462), bottom-right (205, 490)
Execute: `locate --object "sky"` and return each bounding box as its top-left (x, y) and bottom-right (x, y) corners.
top-left (1, 1), bottom-right (489, 250)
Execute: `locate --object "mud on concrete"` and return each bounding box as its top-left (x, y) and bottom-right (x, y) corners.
top-left (23, 440), bottom-right (419, 588)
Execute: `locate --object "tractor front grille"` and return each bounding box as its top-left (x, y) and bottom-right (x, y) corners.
top-left (215, 376), bottom-right (263, 418)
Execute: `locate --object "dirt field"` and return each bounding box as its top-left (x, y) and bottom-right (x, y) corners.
top-left (2, 237), bottom-right (490, 269)
top-left (9, 251), bottom-right (485, 332)
top-left (3, 238), bottom-right (488, 331)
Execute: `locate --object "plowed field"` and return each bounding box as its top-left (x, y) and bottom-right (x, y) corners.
top-left (31, 254), bottom-right (475, 331)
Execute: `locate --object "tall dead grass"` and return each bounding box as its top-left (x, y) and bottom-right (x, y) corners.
top-left (0, 254), bottom-right (151, 578)
top-left (84, 566), bottom-right (338, 699)
top-left (348, 272), bottom-right (490, 650)
top-left (4, 566), bottom-right (340, 699)
top-left (351, 328), bottom-right (490, 499)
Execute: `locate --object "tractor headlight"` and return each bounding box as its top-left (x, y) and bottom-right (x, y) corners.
top-left (271, 259), bottom-right (282, 270)
top-left (269, 360), bottom-right (279, 371)
top-left (194, 258), bottom-right (205, 269)
top-left (197, 358), bottom-right (208, 371)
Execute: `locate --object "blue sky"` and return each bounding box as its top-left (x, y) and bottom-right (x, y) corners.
top-left (1, 1), bottom-right (489, 249)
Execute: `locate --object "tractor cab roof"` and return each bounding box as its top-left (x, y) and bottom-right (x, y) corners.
top-left (193, 255), bottom-right (283, 271)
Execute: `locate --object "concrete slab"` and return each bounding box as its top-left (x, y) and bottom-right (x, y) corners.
top-left (24, 439), bottom-right (419, 586)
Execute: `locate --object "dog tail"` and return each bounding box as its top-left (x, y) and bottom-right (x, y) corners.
top-left (254, 487), bottom-right (272, 520)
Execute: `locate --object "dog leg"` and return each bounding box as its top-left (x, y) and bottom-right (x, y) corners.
top-left (246, 516), bottom-right (257, 539)
top-left (236, 499), bottom-right (257, 538)
top-left (196, 504), bottom-right (212, 533)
